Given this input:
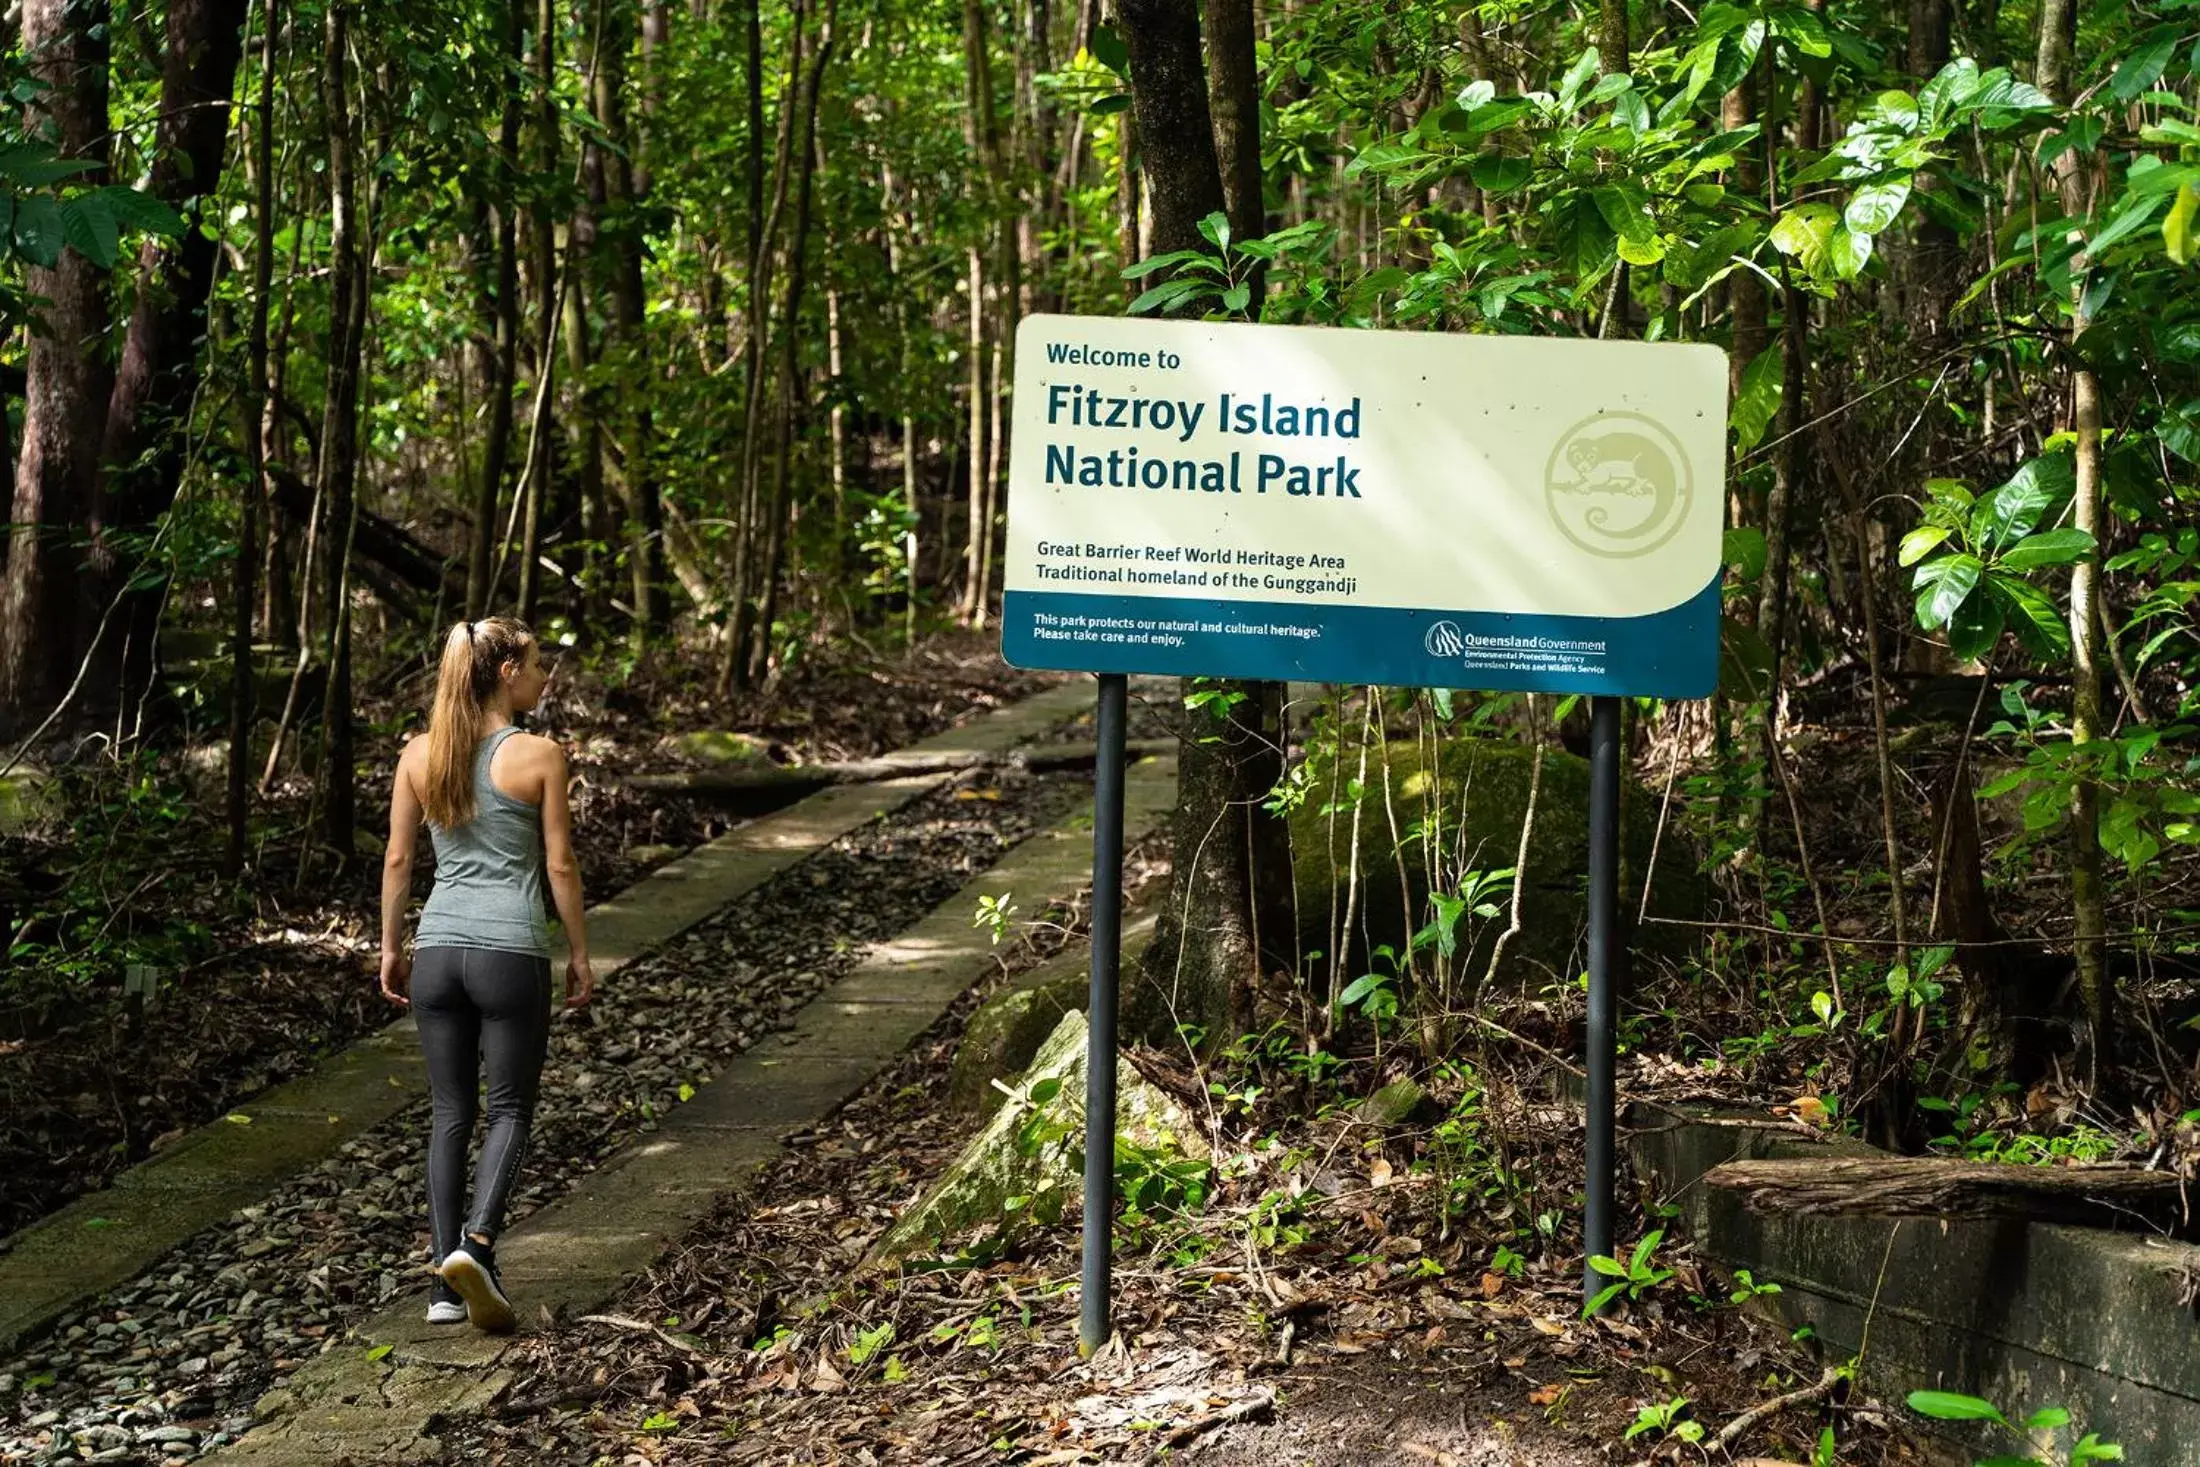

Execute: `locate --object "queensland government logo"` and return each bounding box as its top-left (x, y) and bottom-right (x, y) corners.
top-left (1424, 620), bottom-right (1465, 658)
top-left (1544, 411), bottom-right (1691, 559)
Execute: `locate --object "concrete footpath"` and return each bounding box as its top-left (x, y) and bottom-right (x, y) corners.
top-left (0, 681), bottom-right (1095, 1354)
top-left (201, 748), bottom-right (1178, 1465)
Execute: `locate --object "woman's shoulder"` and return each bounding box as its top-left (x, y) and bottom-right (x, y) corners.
top-left (506, 730), bottom-right (568, 767)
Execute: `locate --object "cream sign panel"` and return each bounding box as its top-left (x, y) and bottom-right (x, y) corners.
top-left (1000, 314), bottom-right (1730, 697)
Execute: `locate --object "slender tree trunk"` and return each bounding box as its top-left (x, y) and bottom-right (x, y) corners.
top-left (229, 0), bottom-right (281, 877)
top-left (593, 0), bottom-right (669, 643)
top-left (745, 0), bottom-right (835, 685)
top-left (316, 0), bottom-right (365, 864)
top-left (465, 0), bottom-right (525, 618)
top-left (1119, 0), bottom-right (1290, 1044)
top-left (1, 0), bottom-right (111, 730)
top-left (2037, 0), bottom-right (2109, 1067)
top-left (522, 0), bottom-right (562, 624)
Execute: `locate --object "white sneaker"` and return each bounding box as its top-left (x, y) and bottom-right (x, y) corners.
top-left (427, 1279), bottom-right (467, 1324)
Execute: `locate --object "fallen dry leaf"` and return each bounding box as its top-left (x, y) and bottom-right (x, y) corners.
top-left (1528, 1383), bottom-right (1565, 1406)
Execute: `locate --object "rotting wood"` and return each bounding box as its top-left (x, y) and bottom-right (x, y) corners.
top-left (1705, 1155), bottom-right (2188, 1230)
top-left (624, 738), bottom-right (1177, 797)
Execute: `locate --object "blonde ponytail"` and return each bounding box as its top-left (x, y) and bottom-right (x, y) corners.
top-left (421, 616), bottom-right (535, 828)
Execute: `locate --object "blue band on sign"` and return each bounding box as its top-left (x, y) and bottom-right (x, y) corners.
top-left (1002, 575), bottom-right (1722, 698)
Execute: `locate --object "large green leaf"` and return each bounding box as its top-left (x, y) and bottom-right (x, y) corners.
top-left (1558, 47), bottom-right (1601, 114)
top-left (1769, 202), bottom-right (1838, 277)
top-left (1989, 575), bottom-right (2071, 659)
top-left (12, 194), bottom-right (62, 267)
top-left (1913, 553), bottom-right (1984, 630)
top-left (1844, 177), bottom-right (1912, 235)
top-left (98, 185), bottom-right (185, 238)
top-left (1904, 1391), bottom-right (2008, 1425)
top-left (1732, 345), bottom-right (1782, 452)
top-left (1998, 528), bottom-right (2095, 571)
top-left (1827, 223), bottom-right (1873, 278)
top-left (2167, 184), bottom-right (2199, 267)
top-left (60, 191), bottom-right (120, 269)
top-left (1594, 183), bottom-right (1656, 244)
top-left (1469, 155), bottom-right (1531, 195)
top-left (1971, 451), bottom-right (2074, 552)
top-left (2110, 28), bottom-right (2180, 103)
top-left (1948, 588), bottom-right (2005, 662)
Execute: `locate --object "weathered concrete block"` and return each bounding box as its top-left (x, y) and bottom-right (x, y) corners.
top-left (1627, 1098), bottom-right (2200, 1460)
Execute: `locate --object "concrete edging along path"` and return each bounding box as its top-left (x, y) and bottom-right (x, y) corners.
top-left (1627, 1098), bottom-right (2200, 1460)
top-left (0, 680), bottom-right (1096, 1355)
top-left (200, 747), bottom-right (1178, 1466)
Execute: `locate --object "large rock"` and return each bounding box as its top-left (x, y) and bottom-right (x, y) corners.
top-left (872, 1009), bottom-right (1206, 1265)
top-left (948, 912), bottom-right (1159, 1114)
top-left (0, 765), bottom-right (63, 836)
top-left (674, 731), bottom-right (773, 765)
top-left (1289, 735), bottom-right (1702, 988)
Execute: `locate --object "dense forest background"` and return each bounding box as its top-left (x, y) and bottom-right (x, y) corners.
top-left (0, 0), bottom-right (2196, 1210)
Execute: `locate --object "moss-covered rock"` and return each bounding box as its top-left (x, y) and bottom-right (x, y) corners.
top-left (675, 731), bottom-right (773, 765)
top-left (0, 766), bottom-right (62, 836)
top-left (872, 1009), bottom-right (1206, 1265)
top-left (1288, 736), bottom-right (1702, 988)
top-left (949, 914), bottom-right (1159, 1114)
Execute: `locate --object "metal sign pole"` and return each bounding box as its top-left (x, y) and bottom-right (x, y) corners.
top-left (1079, 672), bottom-right (1129, 1355)
top-left (1582, 694), bottom-right (1621, 1311)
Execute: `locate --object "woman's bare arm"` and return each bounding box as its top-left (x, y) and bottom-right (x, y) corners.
top-left (379, 741), bottom-right (426, 1004)
top-left (536, 737), bottom-right (594, 1007)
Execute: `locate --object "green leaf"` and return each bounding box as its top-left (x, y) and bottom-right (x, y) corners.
top-left (1221, 282), bottom-right (1250, 313)
top-left (1769, 202), bottom-right (1839, 277)
top-left (1458, 79), bottom-right (1496, 111)
top-left (1827, 223), bottom-right (1874, 279)
top-left (1770, 5), bottom-right (1832, 57)
top-left (1904, 1391), bottom-right (2009, 1425)
top-left (2167, 185), bottom-right (2199, 267)
top-left (1972, 452), bottom-right (2074, 552)
top-left (1990, 575), bottom-right (2071, 660)
top-left (1469, 155), bottom-right (1531, 195)
top-left (1724, 526), bottom-right (1768, 580)
top-left (13, 194), bottom-right (63, 267)
top-left (99, 185), bottom-right (185, 237)
top-left (365, 1343), bottom-right (394, 1362)
top-left (2110, 28), bottom-right (2179, 103)
top-left (2089, 192), bottom-right (2169, 255)
top-left (1997, 528), bottom-right (2095, 571)
top-left (2126, 160), bottom-right (2200, 198)
top-left (1613, 90), bottom-right (1650, 134)
top-left (1844, 177), bottom-right (1912, 235)
top-left (1948, 587), bottom-right (2005, 662)
top-left (1720, 615), bottom-right (1777, 700)
top-left (1594, 183), bottom-right (1655, 244)
top-left (1913, 553), bottom-right (1984, 630)
top-left (1899, 526), bottom-right (1951, 566)
top-left (1088, 23), bottom-right (1128, 76)
top-left (1732, 344), bottom-right (1782, 453)
top-left (1559, 47), bottom-right (1602, 114)
top-left (1196, 211), bottom-right (1231, 251)
top-left (1588, 1254), bottom-right (1629, 1277)
top-left (60, 191), bottom-right (118, 268)
top-left (1344, 143), bottom-right (1432, 178)
top-left (0, 143), bottom-right (101, 187)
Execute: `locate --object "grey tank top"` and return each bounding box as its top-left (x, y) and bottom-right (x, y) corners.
top-left (415, 725), bottom-right (552, 957)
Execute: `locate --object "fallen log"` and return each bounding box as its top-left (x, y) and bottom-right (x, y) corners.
top-left (624, 738), bottom-right (1177, 797)
top-left (1704, 1155), bottom-right (2188, 1231)
top-left (265, 462), bottom-right (465, 614)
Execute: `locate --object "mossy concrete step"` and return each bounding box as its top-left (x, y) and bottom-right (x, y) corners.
top-left (1626, 1096), bottom-right (2200, 1461)
top-left (0, 679), bottom-right (1096, 1355)
top-left (201, 749), bottom-right (1177, 1466)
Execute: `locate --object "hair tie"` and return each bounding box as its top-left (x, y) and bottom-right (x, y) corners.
top-left (464, 621), bottom-right (477, 642)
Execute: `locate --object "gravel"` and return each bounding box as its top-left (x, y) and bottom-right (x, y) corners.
top-left (0, 766), bottom-right (1086, 1464)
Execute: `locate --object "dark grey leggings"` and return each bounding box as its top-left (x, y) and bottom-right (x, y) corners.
top-left (412, 946), bottom-right (552, 1262)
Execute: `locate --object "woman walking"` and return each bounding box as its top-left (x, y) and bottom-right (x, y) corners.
top-left (377, 616), bottom-right (596, 1333)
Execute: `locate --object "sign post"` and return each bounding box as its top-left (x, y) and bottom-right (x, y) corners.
top-left (1000, 314), bottom-right (1727, 1343)
top-left (1080, 671), bottom-right (1128, 1355)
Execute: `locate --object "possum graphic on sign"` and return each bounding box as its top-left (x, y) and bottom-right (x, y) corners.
top-left (1558, 430), bottom-right (1676, 540)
